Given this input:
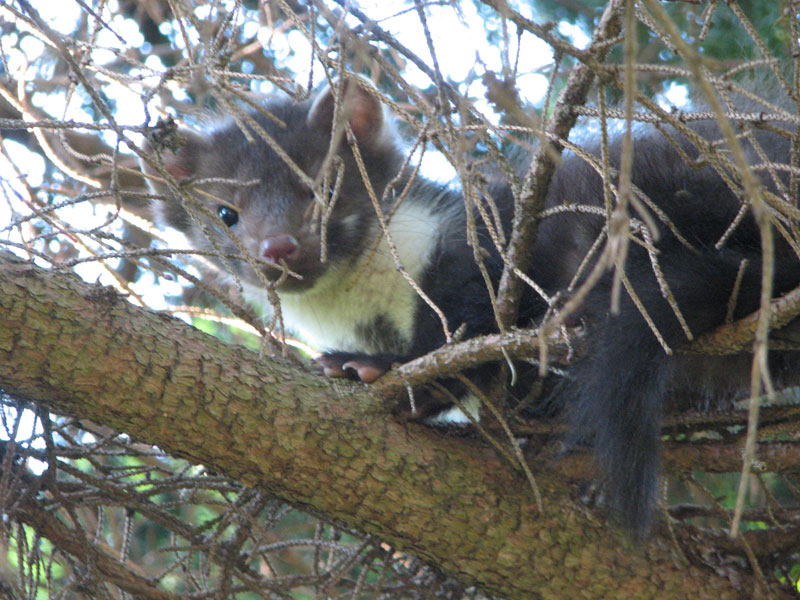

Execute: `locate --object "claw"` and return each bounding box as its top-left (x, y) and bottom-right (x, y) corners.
top-left (342, 361), bottom-right (386, 383)
top-left (318, 353), bottom-right (393, 383)
top-left (322, 365), bottom-right (349, 378)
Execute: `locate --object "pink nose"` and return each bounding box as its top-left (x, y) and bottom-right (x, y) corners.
top-left (261, 235), bottom-right (299, 263)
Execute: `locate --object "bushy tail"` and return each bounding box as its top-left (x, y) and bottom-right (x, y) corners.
top-left (556, 308), bottom-right (670, 537)
top-left (552, 249), bottom-right (784, 537)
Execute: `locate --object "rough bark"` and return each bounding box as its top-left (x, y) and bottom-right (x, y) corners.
top-left (0, 252), bottom-right (780, 599)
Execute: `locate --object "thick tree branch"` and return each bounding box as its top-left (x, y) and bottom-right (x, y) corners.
top-left (0, 252), bottom-right (779, 599)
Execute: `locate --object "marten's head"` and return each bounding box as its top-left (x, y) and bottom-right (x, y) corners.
top-left (140, 77), bottom-right (403, 294)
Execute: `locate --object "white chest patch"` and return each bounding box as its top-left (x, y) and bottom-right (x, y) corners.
top-left (243, 201), bottom-right (443, 354)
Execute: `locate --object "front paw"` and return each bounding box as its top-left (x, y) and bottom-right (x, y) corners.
top-left (317, 352), bottom-right (400, 383)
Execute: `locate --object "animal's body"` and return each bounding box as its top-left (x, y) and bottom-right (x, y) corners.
top-left (142, 78), bottom-right (800, 535)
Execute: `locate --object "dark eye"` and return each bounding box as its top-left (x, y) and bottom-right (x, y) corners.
top-left (218, 205), bottom-right (239, 227)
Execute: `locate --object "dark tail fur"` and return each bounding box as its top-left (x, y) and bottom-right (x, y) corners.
top-left (553, 242), bottom-right (800, 537)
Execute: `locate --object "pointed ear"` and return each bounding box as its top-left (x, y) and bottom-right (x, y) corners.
top-left (307, 76), bottom-right (389, 148)
top-left (140, 126), bottom-right (211, 231)
top-left (140, 127), bottom-right (209, 196)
